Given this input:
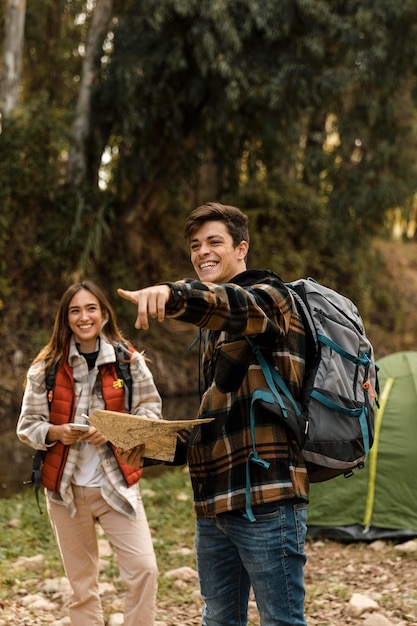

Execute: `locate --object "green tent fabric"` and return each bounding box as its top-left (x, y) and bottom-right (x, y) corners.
top-left (307, 351), bottom-right (417, 542)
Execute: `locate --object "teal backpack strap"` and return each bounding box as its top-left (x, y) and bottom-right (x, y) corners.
top-left (317, 333), bottom-right (371, 368)
top-left (310, 390), bottom-right (370, 454)
top-left (247, 339), bottom-right (301, 417)
top-left (244, 388), bottom-right (272, 522)
top-left (244, 338), bottom-right (300, 522)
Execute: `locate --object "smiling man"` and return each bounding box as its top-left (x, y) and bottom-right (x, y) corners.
top-left (118, 202), bottom-right (309, 626)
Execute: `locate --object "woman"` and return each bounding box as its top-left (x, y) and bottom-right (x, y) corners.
top-left (17, 280), bottom-right (161, 626)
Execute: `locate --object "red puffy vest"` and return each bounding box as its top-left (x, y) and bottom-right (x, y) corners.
top-left (42, 354), bottom-right (143, 492)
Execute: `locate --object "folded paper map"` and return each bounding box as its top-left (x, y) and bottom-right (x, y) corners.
top-left (88, 410), bottom-right (213, 462)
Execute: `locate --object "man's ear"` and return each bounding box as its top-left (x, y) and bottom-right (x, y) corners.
top-left (237, 240), bottom-right (249, 260)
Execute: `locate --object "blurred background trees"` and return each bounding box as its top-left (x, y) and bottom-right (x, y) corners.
top-left (1, 0), bottom-right (417, 379)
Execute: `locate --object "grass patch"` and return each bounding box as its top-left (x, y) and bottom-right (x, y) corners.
top-left (0, 466), bottom-right (196, 607)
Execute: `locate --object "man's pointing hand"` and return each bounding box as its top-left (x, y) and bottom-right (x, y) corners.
top-left (117, 285), bottom-right (171, 329)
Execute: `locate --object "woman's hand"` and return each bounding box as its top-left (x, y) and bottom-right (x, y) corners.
top-left (47, 424), bottom-right (108, 446)
top-left (79, 426), bottom-right (108, 446)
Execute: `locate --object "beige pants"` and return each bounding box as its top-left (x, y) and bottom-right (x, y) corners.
top-left (47, 485), bottom-right (158, 626)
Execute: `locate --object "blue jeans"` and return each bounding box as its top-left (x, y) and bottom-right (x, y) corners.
top-left (195, 501), bottom-right (307, 626)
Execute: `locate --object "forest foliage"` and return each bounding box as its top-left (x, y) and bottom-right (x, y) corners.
top-left (1, 0), bottom-right (417, 370)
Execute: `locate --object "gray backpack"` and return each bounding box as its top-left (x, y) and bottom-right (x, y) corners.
top-left (249, 277), bottom-right (379, 483)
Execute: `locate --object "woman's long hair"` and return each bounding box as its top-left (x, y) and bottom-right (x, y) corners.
top-left (32, 281), bottom-right (129, 373)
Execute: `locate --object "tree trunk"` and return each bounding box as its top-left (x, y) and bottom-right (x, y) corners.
top-left (65, 0), bottom-right (113, 186)
top-left (0, 0), bottom-right (27, 116)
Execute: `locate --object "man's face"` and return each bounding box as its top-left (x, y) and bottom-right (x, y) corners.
top-left (189, 220), bottom-right (248, 284)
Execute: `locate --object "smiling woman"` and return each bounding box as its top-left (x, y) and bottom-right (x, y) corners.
top-left (14, 279), bottom-right (163, 626)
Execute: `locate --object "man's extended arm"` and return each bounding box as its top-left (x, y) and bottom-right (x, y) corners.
top-left (118, 277), bottom-right (292, 338)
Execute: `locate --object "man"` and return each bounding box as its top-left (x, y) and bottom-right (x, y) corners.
top-left (118, 202), bottom-right (309, 626)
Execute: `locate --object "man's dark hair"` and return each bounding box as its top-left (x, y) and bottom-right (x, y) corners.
top-left (184, 202), bottom-right (250, 248)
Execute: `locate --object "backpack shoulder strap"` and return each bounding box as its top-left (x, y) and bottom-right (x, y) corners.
top-left (114, 342), bottom-right (133, 412)
top-left (25, 360), bottom-right (59, 514)
top-left (45, 360), bottom-right (59, 407)
top-left (247, 337), bottom-right (301, 418)
top-left (286, 283), bottom-right (319, 374)
top-left (31, 449), bottom-right (46, 514)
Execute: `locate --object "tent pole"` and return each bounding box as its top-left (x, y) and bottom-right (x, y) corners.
top-left (362, 377), bottom-right (395, 530)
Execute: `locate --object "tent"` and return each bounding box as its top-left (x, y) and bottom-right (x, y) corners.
top-left (307, 351), bottom-right (417, 542)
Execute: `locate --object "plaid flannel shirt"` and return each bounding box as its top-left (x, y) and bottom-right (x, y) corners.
top-left (166, 269), bottom-right (309, 518)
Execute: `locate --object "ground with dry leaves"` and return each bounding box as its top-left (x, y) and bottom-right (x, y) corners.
top-left (2, 538), bottom-right (417, 625)
top-left (305, 538), bottom-right (417, 626)
top-left (157, 538), bottom-right (417, 626)
top-left (1, 494), bottom-right (417, 626)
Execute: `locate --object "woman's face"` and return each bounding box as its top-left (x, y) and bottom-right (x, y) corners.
top-left (67, 288), bottom-right (105, 353)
